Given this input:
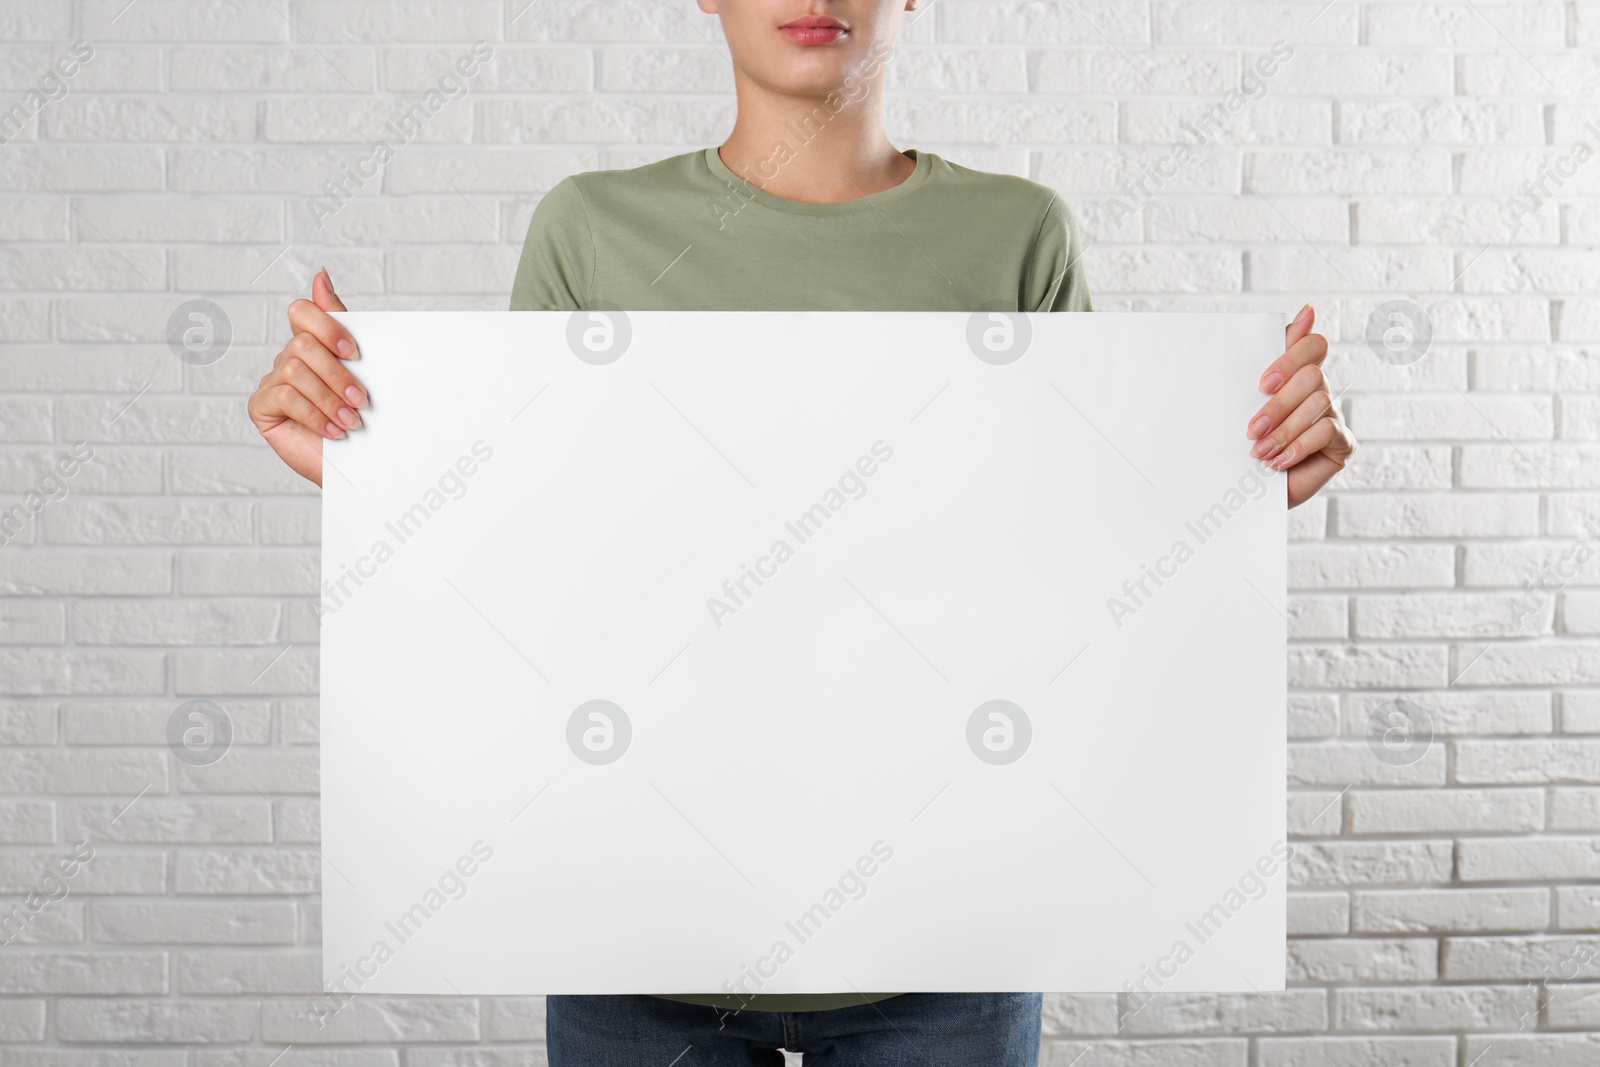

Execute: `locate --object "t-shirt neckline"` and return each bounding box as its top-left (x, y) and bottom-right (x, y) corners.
top-left (700, 146), bottom-right (933, 216)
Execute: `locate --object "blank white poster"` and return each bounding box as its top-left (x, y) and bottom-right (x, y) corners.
top-left (319, 311), bottom-right (1288, 998)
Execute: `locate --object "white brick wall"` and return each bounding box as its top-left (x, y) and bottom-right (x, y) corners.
top-left (1, 1), bottom-right (1597, 1064)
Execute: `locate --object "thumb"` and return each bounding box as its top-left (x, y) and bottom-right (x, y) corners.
top-left (313, 268), bottom-right (348, 313)
top-left (1284, 302), bottom-right (1313, 349)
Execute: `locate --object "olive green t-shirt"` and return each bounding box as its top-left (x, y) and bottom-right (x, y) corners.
top-left (509, 147), bottom-right (1092, 1014)
top-left (511, 147), bottom-right (1092, 314)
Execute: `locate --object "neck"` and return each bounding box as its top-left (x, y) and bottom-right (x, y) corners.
top-left (718, 71), bottom-right (914, 203)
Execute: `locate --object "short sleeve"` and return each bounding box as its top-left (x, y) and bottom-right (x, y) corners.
top-left (509, 176), bottom-right (594, 311)
top-left (1024, 195), bottom-right (1093, 313)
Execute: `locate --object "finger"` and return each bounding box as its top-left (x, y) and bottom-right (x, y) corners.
top-left (256, 382), bottom-right (345, 440)
top-left (314, 268), bottom-right (348, 314)
top-left (1288, 452), bottom-right (1346, 508)
top-left (287, 291), bottom-right (357, 362)
top-left (280, 342), bottom-right (361, 432)
top-left (1284, 302), bottom-right (1314, 349)
top-left (1269, 407), bottom-right (1355, 472)
top-left (1260, 318), bottom-right (1326, 393)
top-left (280, 330), bottom-right (367, 413)
top-left (1249, 363), bottom-right (1327, 445)
top-left (1260, 390), bottom-right (1337, 465)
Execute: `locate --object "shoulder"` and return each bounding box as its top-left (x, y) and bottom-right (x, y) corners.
top-left (916, 153), bottom-right (1091, 312)
top-left (921, 153), bottom-right (1063, 218)
top-left (917, 152), bottom-right (1080, 250)
top-left (562, 151), bottom-right (708, 206)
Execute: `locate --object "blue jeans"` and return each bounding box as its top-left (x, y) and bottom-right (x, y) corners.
top-left (546, 993), bottom-right (1043, 1066)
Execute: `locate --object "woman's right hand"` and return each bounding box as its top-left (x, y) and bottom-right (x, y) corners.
top-left (247, 270), bottom-right (368, 487)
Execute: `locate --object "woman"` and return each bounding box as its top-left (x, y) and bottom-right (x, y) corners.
top-left (247, 2), bottom-right (1354, 1062)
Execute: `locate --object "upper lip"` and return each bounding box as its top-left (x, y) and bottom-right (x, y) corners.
top-left (781, 15), bottom-right (846, 29)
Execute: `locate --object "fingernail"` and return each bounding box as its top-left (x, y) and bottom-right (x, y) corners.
top-left (337, 406), bottom-right (360, 429)
top-left (1251, 436), bottom-right (1275, 459)
top-left (1295, 302), bottom-right (1312, 325)
top-left (1248, 415), bottom-right (1271, 439)
top-left (344, 385), bottom-right (366, 408)
top-left (337, 338), bottom-right (360, 359)
top-left (322, 266), bottom-right (334, 289)
top-left (1271, 450), bottom-right (1294, 470)
top-left (325, 421), bottom-right (344, 440)
top-left (1260, 372), bottom-right (1284, 393)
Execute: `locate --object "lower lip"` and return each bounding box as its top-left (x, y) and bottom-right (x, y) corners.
top-left (781, 26), bottom-right (845, 44)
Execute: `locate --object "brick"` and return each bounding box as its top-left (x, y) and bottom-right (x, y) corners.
top-left (1335, 494), bottom-right (1537, 539)
top-left (91, 901), bottom-right (296, 944)
top-left (0, 850), bottom-right (164, 895)
top-left (1549, 788), bottom-right (1600, 829)
top-left (61, 800), bottom-right (271, 845)
top-left (1347, 789), bottom-right (1543, 835)
top-left (1351, 888), bottom-right (1549, 933)
top-left (0, 750), bottom-right (166, 793)
top-left (1456, 740), bottom-right (1600, 784)
top-left (1288, 544), bottom-right (1455, 590)
top-left (0, 703), bottom-right (54, 744)
top-left (1288, 694), bottom-right (1339, 738)
top-left (1461, 1034), bottom-right (1600, 1066)
top-left (69, 599), bottom-right (281, 645)
top-left (0, 999), bottom-right (44, 1041)
top-left (0, 1053), bottom-right (185, 1067)
top-left (0, 952), bottom-right (166, 994)
top-left (391, 46), bottom-right (587, 92)
top-left (1342, 691), bottom-right (1552, 736)
top-left (1288, 743), bottom-right (1447, 788)
top-left (1287, 645), bottom-right (1448, 689)
top-left (1034, 51), bottom-right (1230, 98)
top-left (173, 749), bottom-right (318, 795)
top-left (273, 799), bottom-right (320, 844)
top-left (1119, 991), bottom-right (1327, 1035)
top-left (287, 1), bottom-right (502, 42)
top-left (280, 698), bottom-right (319, 744)
top-left (175, 951), bottom-right (320, 995)
top-left (0, 147), bottom-right (165, 192)
top-left (168, 46), bottom-right (379, 93)
top-left (1331, 445), bottom-right (1451, 491)
top-left (944, 2), bottom-right (1152, 45)
top-left (178, 550), bottom-right (318, 595)
top-left (174, 849), bottom-right (319, 894)
top-left (1353, 595), bottom-right (1547, 639)
top-left (1442, 936), bottom-right (1600, 980)
top-left (1544, 982), bottom-right (1600, 1027)
top-left (1360, 199), bottom-right (1556, 245)
top-left (0, 900), bottom-right (83, 944)
top-left (55, 998), bottom-right (257, 1042)
top-left (1556, 885), bottom-right (1600, 930)
top-left (1288, 891), bottom-right (1349, 935)
top-left (1445, 645), bottom-right (1600, 688)
top-left (61, 701), bottom-right (271, 746)
top-left (0, 800), bottom-right (53, 843)
top-left (1461, 445), bottom-right (1600, 489)
top-left (481, 995), bottom-right (550, 1040)
top-left (173, 648), bottom-right (318, 698)
top-left (1289, 841), bottom-right (1453, 887)
top-left (44, 98), bottom-right (255, 142)
top-left (1257, 1036), bottom-right (1454, 1067)
top-left (1286, 939), bottom-right (1438, 983)
top-left (1041, 1040), bottom-right (1245, 1067)
top-left (1288, 791), bottom-right (1341, 836)
top-left (1459, 837), bottom-right (1600, 881)
top-left (264, 98), bottom-right (473, 145)
top-left (260, 998), bottom-right (481, 1043)
top-left (1248, 150), bottom-right (1451, 195)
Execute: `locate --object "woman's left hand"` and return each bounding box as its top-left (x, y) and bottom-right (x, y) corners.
top-left (1248, 303), bottom-right (1357, 508)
